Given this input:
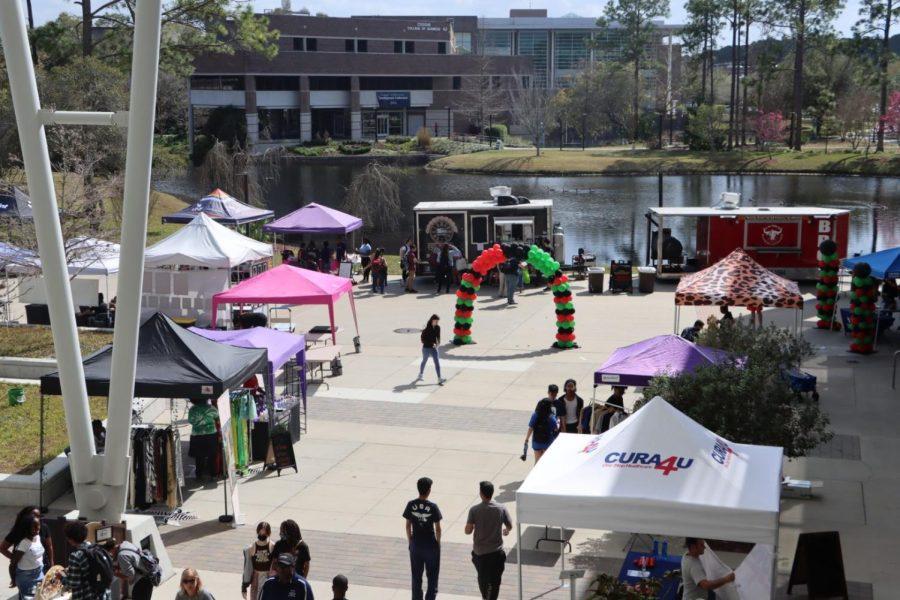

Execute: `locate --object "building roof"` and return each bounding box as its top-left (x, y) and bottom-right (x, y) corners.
top-left (414, 199), bottom-right (553, 211)
top-left (648, 206), bottom-right (849, 217)
top-left (266, 14), bottom-right (454, 39)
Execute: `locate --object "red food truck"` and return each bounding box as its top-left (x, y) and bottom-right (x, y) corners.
top-left (646, 203), bottom-right (850, 280)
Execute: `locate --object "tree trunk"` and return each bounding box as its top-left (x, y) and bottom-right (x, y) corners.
top-left (741, 15), bottom-right (750, 147)
top-left (633, 58), bottom-right (640, 146)
top-left (876, 0), bottom-right (892, 152)
top-left (728, 6), bottom-right (739, 149)
top-left (82, 0), bottom-right (93, 57)
top-left (701, 32), bottom-right (708, 104)
top-left (709, 42), bottom-right (716, 104)
top-left (791, 0), bottom-right (806, 151)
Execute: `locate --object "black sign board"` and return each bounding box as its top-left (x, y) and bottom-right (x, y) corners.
top-left (270, 431), bottom-right (298, 476)
top-left (788, 531), bottom-right (849, 599)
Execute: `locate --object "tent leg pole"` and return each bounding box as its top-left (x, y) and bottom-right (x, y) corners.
top-left (517, 522), bottom-right (523, 600)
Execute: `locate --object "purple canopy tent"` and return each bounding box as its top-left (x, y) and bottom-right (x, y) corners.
top-left (263, 203), bottom-right (363, 235)
top-left (162, 188), bottom-right (274, 226)
top-left (594, 334), bottom-right (734, 388)
top-left (189, 326), bottom-right (308, 431)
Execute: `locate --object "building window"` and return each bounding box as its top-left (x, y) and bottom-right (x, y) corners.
top-left (309, 76), bottom-right (351, 91)
top-left (471, 216), bottom-right (489, 244)
top-left (454, 32), bottom-right (472, 54)
top-left (292, 37), bottom-right (304, 51)
top-left (452, 76), bottom-right (461, 90)
top-left (190, 76), bottom-right (245, 91)
top-left (483, 30), bottom-right (512, 56)
top-left (357, 39), bottom-right (368, 52)
top-left (437, 41), bottom-right (447, 54)
top-left (405, 40), bottom-right (415, 54)
top-left (258, 108), bottom-right (301, 140)
top-left (554, 31), bottom-right (592, 86)
top-left (360, 76), bottom-right (433, 90)
top-left (521, 75), bottom-right (531, 89)
top-left (345, 39), bottom-right (355, 52)
top-left (255, 76), bottom-right (300, 91)
top-left (517, 30), bottom-right (549, 88)
top-left (394, 40), bottom-right (403, 53)
top-left (306, 37), bottom-right (317, 51)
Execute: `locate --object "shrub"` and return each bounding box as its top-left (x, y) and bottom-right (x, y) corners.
top-left (291, 145), bottom-right (328, 157)
top-left (685, 104), bottom-right (727, 151)
top-left (639, 322), bottom-right (831, 458)
top-left (483, 124), bottom-right (508, 141)
top-left (385, 135), bottom-right (411, 145)
top-left (415, 127), bottom-right (432, 149)
top-left (303, 137), bottom-right (330, 147)
top-left (338, 141), bottom-right (372, 155)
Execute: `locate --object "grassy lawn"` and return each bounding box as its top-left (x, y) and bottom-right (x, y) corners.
top-left (146, 190), bottom-right (188, 245)
top-left (0, 383), bottom-right (107, 474)
top-left (0, 325), bottom-right (113, 358)
top-left (429, 148), bottom-right (900, 176)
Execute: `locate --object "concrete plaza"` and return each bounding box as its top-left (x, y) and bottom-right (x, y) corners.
top-left (2, 271), bottom-right (898, 599)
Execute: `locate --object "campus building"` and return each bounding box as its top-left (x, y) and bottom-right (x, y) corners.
top-left (189, 9), bottom-right (681, 146)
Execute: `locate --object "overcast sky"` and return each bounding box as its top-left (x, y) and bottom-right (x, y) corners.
top-left (27, 0), bottom-right (862, 43)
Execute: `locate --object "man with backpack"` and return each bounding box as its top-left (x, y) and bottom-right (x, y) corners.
top-left (500, 258), bottom-right (519, 305)
top-left (58, 521), bottom-right (112, 600)
top-left (108, 539), bottom-right (161, 600)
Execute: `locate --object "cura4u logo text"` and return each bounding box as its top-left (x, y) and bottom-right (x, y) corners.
top-left (603, 452), bottom-right (694, 476)
top-left (711, 438), bottom-right (734, 467)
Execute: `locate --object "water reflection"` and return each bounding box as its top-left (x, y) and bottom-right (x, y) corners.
top-left (166, 163), bottom-right (899, 264)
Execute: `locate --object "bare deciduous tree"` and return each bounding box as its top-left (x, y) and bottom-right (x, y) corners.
top-left (196, 140), bottom-right (285, 206)
top-left (343, 162), bottom-right (402, 232)
top-left (457, 54), bottom-right (508, 136)
top-left (507, 76), bottom-right (556, 156)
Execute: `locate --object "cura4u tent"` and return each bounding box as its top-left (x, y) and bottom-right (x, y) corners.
top-left (161, 188), bottom-right (273, 226)
top-left (515, 396), bottom-right (783, 599)
top-left (211, 264), bottom-right (359, 344)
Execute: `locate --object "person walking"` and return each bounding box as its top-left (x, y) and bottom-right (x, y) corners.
top-left (335, 238), bottom-right (346, 265)
top-left (465, 481), bottom-right (512, 600)
top-left (399, 238), bottom-right (412, 283)
top-left (330, 574), bottom-right (349, 600)
top-left (175, 568), bottom-right (215, 600)
top-left (403, 477), bottom-right (442, 600)
top-left (358, 239), bottom-right (373, 283)
top-left (370, 249), bottom-right (387, 294)
top-left (259, 554), bottom-right (314, 600)
top-left (524, 399), bottom-right (559, 463)
top-left (500, 258), bottom-right (519, 305)
top-left (405, 244), bottom-right (419, 293)
top-left (242, 522), bottom-right (275, 600)
top-left (187, 399), bottom-right (219, 482)
top-left (416, 315), bottom-right (445, 385)
top-left (10, 515), bottom-right (44, 600)
top-left (435, 244), bottom-right (453, 294)
top-left (271, 520), bottom-right (311, 579)
top-left (560, 379), bottom-right (584, 433)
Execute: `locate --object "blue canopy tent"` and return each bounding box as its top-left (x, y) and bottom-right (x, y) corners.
top-left (843, 247), bottom-right (900, 280)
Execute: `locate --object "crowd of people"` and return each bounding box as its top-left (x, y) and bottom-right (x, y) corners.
top-left (524, 382), bottom-right (628, 463)
top-left (279, 239), bottom-right (348, 274)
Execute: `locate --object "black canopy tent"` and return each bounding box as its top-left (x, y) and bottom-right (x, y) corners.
top-left (38, 310), bottom-right (268, 516)
top-left (0, 186), bottom-right (33, 219)
top-left (40, 310), bottom-right (268, 398)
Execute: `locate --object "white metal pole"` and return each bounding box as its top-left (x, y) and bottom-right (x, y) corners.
top-left (517, 522), bottom-right (524, 600)
top-left (101, 0), bottom-right (163, 517)
top-left (0, 0), bottom-right (96, 482)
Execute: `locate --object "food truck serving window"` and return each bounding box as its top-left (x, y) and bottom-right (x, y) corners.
top-left (471, 216), bottom-right (489, 244)
top-left (494, 216), bottom-right (534, 243)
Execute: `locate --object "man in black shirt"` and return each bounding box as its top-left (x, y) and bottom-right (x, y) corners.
top-left (680, 320), bottom-right (704, 342)
top-left (403, 477), bottom-right (442, 600)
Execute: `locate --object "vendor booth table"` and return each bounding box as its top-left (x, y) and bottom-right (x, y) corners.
top-left (40, 310), bottom-right (268, 523)
top-left (515, 397), bottom-right (783, 599)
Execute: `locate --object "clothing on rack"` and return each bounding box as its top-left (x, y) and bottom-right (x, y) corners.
top-left (230, 390), bottom-right (257, 472)
top-left (128, 426), bottom-right (184, 510)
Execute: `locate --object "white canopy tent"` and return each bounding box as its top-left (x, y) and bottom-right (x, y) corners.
top-left (5, 236), bottom-right (120, 276)
top-left (142, 213), bottom-right (272, 325)
top-left (144, 212), bottom-right (272, 269)
top-left (515, 397), bottom-right (782, 599)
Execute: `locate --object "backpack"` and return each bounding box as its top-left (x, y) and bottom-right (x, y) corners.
top-left (82, 544), bottom-right (114, 596)
top-left (533, 415), bottom-right (552, 444)
top-left (121, 546), bottom-right (163, 587)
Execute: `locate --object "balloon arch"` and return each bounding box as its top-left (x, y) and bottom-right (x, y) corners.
top-left (452, 243), bottom-right (576, 349)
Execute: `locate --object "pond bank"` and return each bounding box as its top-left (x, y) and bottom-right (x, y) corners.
top-left (428, 149), bottom-right (900, 177)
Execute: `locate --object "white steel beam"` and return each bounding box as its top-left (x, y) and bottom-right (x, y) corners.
top-left (0, 0), bottom-right (97, 494)
top-left (100, 0), bottom-right (163, 519)
top-left (38, 110), bottom-right (129, 128)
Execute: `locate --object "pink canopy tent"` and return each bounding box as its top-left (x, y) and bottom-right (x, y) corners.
top-left (211, 264), bottom-right (358, 343)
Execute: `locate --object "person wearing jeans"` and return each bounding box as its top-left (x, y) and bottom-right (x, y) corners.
top-left (465, 481), bottom-right (512, 600)
top-left (403, 477), bottom-right (442, 600)
top-left (416, 314), bottom-right (445, 385)
top-left (11, 516), bottom-right (44, 600)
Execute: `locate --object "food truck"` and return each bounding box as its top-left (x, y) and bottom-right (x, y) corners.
top-left (646, 195), bottom-right (850, 280)
top-left (413, 187), bottom-right (554, 275)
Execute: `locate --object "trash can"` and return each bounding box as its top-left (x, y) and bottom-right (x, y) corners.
top-left (588, 268), bottom-right (605, 293)
top-left (638, 267), bottom-right (656, 294)
top-left (7, 387), bottom-right (24, 406)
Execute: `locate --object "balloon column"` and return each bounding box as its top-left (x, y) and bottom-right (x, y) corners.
top-left (848, 262), bottom-right (878, 354)
top-left (815, 239), bottom-right (841, 330)
top-left (452, 243), bottom-right (577, 349)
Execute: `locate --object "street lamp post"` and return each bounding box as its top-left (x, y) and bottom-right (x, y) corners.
top-left (581, 112), bottom-right (587, 150)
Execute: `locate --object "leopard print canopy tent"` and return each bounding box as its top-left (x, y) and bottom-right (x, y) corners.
top-left (675, 248), bottom-right (803, 309)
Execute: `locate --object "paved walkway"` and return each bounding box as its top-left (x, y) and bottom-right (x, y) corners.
top-left (1, 273), bottom-right (897, 599)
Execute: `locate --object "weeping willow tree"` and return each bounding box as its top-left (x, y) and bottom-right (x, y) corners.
top-left (196, 140), bottom-right (284, 207)
top-left (343, 162), bottom-right (403, 232)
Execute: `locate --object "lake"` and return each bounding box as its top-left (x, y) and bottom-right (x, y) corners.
top-left (162, 162), bottom-right (900, 264)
